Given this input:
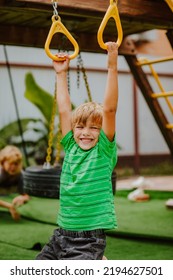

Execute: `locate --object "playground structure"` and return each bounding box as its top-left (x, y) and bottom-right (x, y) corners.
top-left (0, 0), bottom-right (173, 157)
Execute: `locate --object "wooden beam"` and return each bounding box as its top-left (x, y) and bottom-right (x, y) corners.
top-left (166, 29), bottom-right (173, 49)
top-left (0, 25), bottom-right (49, 49)
top-left (15, 0), bottom-right (173, 15)
top-left (0, 22), bottom-right (137, 55)
top-left (15, 0), bottom-right (173, 22)
top-left (1, 0), bottom-right (173, 51)
top-left (3, 0), bottom-right (172, 28)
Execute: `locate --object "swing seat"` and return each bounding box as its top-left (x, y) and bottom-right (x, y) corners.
top-left (23, 164), bottom-right (62, 198)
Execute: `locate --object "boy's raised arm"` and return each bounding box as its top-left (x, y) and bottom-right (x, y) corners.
top-left (102, 42), bottom-right (119, 142)
top-left (53, 54), bottom-right (72, 137)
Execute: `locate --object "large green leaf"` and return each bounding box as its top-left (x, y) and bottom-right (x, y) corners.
top-left (0, 118), bottom-right (39, 149)
top-left (24, 73), bottom-right (54, 124)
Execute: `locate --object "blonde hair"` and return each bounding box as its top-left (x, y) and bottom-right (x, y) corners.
top-left (0, 145), bottom-right (22, 166)
top-left (71, 102), bottom-right (103, 129)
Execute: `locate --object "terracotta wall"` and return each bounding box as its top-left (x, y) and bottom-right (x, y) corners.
top-left (133, 30), bottom-right (172, 56)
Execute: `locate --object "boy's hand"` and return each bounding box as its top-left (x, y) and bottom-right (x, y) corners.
top-left (12, 194), bottom-right (30, 207)
top-left (53, 53), bottom-right (70, 74)
top-left (9, 205), bottom-right (20, 221)
top-left (106, 42), bottom-right (118, 70)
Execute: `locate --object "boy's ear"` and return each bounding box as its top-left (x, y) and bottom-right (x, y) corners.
top-left (0, 158), bottom-right (5, 166)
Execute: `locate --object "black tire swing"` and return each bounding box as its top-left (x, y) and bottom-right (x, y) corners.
top-left (23, 165), bottom-right (62, 198)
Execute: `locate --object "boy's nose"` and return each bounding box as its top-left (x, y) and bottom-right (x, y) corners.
top-left (82, 127), bottom-right (90, 136)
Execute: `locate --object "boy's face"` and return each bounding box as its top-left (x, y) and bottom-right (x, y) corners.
top-left (73, 119), bottom-right (101, 150)
top-left (3, 158), bottom-right (22, 175)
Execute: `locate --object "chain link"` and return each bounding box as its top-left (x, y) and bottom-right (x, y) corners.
top-left (51, 0), bottom-right (58, 17)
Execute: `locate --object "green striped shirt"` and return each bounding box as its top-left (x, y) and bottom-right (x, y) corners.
top-left (58, 129), bottom-right (118, 231)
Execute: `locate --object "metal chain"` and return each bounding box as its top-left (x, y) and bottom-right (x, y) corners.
top-left (77, 56), bottom-right (80, 89)
top-left (77, 52), bottom-right (92, 102)
top-left (45, 85), bottom-right (57, 165)
top-left (51, 0), bottom-right (58, 17)
top-left (67, 51), bottom-right (71, 94)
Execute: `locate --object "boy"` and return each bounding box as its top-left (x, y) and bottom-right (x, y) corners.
top-left (0, 145), bottom-right (30, 220)
top-left (36, 42), bottom-right (118, 260)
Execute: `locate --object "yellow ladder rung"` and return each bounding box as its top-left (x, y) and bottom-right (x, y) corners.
top-left (137, 56), bottom-right (173, 66)
top-left (136, 57), bottom-right (173, 114)
top-left (151, 91), bottom-right (173, 98)
top-left (166, 124), bottom-right (173, 129)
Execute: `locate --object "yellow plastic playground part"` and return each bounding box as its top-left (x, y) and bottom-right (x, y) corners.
top-left (137, 56), bottom-right (173, 66)
top-left (151, 91), bottom-right (173, 98)
top-left (137, 57), bottom-right (173, 114)
top-left (164, 0), bottom-right (173, 12)
top-left (97, 0), bottom-right (123, 49)
top-left (45, 15), bottom-right (79, 61)
top-left (166, 123), bottom-right (173, 129)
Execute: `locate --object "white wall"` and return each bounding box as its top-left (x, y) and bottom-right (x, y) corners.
top-left (0, 45), bottom-right (172, 156)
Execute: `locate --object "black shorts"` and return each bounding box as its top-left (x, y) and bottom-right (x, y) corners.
top-left (35, 228), bottom-right (106, 260)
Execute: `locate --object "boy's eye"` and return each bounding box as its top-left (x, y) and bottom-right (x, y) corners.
top-left (91, 126), bottom-right (99, 130)
top-left (76, 125), bottom-right (83, 129)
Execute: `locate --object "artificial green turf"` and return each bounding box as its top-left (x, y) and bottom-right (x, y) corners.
top-left (105, 236), bottom-right (173, 260)
top-left (108, 196), bottom-right (173, 240)
top-left (0, 235), bottom-right (172, 260)
top-left (0, 190), bottom-right (173, 260)
top-left (0, 242), bottom-right (38, 260)
top-left (1, 191), bottom-right (173, 242)
top-left (0, 212), bottom-right (56, 249)
top-left (0, 195), bottom-right (58, 225)
top-left (116, 189), bottom-right (173, 200)
top-left (2, 191), bottom-right (172, 240)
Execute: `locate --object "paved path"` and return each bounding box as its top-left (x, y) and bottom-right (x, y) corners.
top-left (117, 176), bottom-right (173, 192)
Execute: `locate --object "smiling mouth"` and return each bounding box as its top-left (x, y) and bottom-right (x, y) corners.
top-left (80, 138), bottom-right (93, 143)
